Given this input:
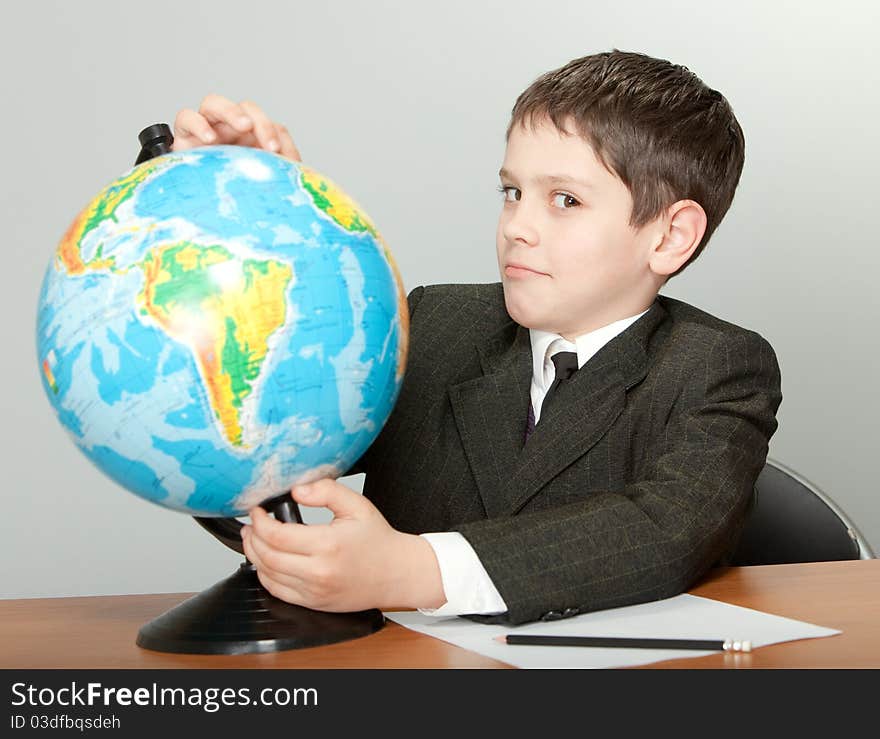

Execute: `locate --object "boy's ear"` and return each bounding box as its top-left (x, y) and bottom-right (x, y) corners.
top-left (648, 200), bottom-right (707, 277)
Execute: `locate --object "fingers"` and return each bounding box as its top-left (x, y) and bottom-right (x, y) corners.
top-left (247, 504), bottom-right (327, 555)
top-left (275, 123), bottom-right (302, 162)
top-left (172, 108), bottom-right (218, 151)
top-left (240, 100), bottom-right (281, 153)
top-left (198, 93), bottom-right (255, 136)
top-left (244, 529), bottom-right (309, 605)
top-left (242, 519), bottom-right (332, 608)
top-left (292, 479), bottom-right (373, 520)
top-left (172, 94), bottom-right (302, 160)
top-left (172, 94), bottom-right (252, 152)
top-left (242, 523), bottom-right (310, 584)
top-left (254, 568), bottom-right (306, 606)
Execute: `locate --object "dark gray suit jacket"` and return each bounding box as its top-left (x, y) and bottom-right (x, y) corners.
top-left (349, 282), bottom-right (782, 625)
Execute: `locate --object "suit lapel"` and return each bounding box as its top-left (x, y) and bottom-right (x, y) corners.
top-left (449, 299), bottom-right (668, 517)
top-left (448, 320), bottom-right (532, 518)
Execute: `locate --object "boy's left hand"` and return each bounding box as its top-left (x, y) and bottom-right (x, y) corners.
top-left (241, 479), bottom-right (445, 613)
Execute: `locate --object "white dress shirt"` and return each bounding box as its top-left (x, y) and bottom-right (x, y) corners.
top-left (417, 307), bottom-right (650, 617)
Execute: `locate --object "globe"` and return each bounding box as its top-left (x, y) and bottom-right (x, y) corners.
top-left (36, 144), bottom-right (409, 518)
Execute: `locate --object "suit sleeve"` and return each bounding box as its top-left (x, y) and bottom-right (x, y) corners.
top-left (342, 286), bottom-right (426, 478)
top-left (455, 329), bottom-right (783, 625)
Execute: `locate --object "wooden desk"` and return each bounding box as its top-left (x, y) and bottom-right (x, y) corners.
top-left (2, 560), bottom-right (877, 669)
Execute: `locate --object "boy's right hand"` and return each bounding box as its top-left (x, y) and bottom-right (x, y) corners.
top-left (172, 94), bottom-right (302, 162)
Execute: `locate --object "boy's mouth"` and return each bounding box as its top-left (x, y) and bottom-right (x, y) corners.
top-left (505, 262), bottom-right (549, 277)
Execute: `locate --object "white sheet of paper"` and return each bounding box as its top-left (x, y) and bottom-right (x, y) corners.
top-left (384, 594), bottom-right (841, 669)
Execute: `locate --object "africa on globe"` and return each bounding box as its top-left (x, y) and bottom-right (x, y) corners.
top-left (36, 145), bottom-right (408, 517)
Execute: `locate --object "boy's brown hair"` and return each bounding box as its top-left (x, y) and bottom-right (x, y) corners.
top-left (507, 49), bottom-right (745, 277)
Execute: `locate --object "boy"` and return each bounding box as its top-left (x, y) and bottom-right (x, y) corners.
top-left (172, 50), bottom-right (782, 625)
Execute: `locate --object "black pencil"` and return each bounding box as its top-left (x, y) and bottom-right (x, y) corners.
top-left (495, 634), bottom-right (752, 652)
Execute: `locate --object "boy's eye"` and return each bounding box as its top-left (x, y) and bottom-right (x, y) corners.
top-left (497, 185), bottom-right (520, 202)
top-left (551, 192), bottom-right (580, 209)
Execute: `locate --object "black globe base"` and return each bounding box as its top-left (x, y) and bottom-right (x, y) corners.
top-left (136, 561), bottom-right (385, 655)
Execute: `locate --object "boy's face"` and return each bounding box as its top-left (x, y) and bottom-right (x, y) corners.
top-left (496, 115), bottom-right (662, 338)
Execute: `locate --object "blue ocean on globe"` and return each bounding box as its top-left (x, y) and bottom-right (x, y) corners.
top-left (36, 145), bottom-right (409, 516)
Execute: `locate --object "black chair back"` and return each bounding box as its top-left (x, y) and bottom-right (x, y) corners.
top-left (730, 459), bottom-right (874, 566)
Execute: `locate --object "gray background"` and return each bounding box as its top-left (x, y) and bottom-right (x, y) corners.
top-left (2, 0), bottom-right (877, 599)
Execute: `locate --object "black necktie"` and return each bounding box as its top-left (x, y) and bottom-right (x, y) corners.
top-left (525, 350), bottom-right (579, 441)
top-left (541, 351), bottom-right (579, 419)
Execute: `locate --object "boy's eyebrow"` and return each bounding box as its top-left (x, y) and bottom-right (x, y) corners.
top-left (498, 168), bottom-right (593, 189)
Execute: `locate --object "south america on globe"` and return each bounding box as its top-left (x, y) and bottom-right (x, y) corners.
top-left (36, 145), bottom-right (409, 517)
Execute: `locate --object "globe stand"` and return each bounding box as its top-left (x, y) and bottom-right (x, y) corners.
top-left (136, 492), bottom-right (385, 655)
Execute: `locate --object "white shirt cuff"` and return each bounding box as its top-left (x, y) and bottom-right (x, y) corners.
top-left (417, 532), bottom-right (508, 617)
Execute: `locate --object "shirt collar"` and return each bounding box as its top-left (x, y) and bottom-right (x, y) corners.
top-left (529, 309), bottom-right (650, 390)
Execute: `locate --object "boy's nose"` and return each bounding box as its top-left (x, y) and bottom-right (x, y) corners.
top-left (502, 208), bottom-right (540, 247)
